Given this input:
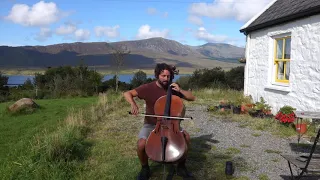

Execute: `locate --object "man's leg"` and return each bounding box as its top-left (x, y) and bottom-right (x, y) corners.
top-left (136, 124), bottom-right (155, 180)
top-left (137, 138), bottom-right (149, 165)
top-left (177, 130), bottom-right (193, 178)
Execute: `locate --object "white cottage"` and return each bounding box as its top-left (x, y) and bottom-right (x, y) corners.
top-left (240, 0), bottom-right (320, 114)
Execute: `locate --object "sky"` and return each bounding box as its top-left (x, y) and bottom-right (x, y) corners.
top-left (0, 0), bottom-right (273, 47)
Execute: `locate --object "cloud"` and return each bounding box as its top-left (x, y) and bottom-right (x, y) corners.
top-left (55, 23), bottom-right (77, 35)
top-left (146, 7), bottom-right (168, 18)
top-left (35, 28), bottom-right (52, 41)
top-left (188, 15), bottom-right (203, 26)
top-left (95, 25), bottom-right (120, 38)
top-left (147, 8), bottom-right (157, 15)
top-left (74, 29), bottom-right (90, 41)
top-left (195, 27), bottom-right (229, 43)
top-left (0, 42), bottom-right (22, 47)
top-left (163, 12), bottom-right (168, 18)
top-left (136, 25), bottom-right (169, 39)
top-left (189, 0), bottom-right (272, 22)
top-left (4, 1), bottom-right (68, 27)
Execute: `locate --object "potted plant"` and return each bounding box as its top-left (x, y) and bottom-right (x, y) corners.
top-left (263, 104), bottom-right (272, 115)
top-left (241, 96), bottom-right (254, 113)
top-left (219, 99), bottom-right (231, 111)
top-left (248, 107), bottom-right (259, 117)
top-left (255, 97), bottom-right (273, 118)
top-left (275, 105), bottom-right (296, 126)
top-left (231, 97), bottom-right (243, 114)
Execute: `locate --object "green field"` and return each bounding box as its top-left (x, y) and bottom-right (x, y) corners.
top-left (0, 96), bottom-right (98, 179)
top-left (0, 89), bottom-right (308, 180)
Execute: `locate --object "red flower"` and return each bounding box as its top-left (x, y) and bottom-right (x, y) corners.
top-left (275, 111), bottom-right (295, 124)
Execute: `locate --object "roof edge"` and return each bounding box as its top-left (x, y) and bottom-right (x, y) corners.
top-left (240, 0), bottom-right (278, 31)
top-left (240, 5), bottom-right (320, 34)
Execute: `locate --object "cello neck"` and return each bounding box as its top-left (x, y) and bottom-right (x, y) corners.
top-left (164, 79), bottom-right (172, 117)
top-left (164, 65), bottom-right (178, 117)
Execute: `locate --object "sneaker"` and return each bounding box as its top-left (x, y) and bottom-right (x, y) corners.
top-left (137, 166), bottom-right (151, 180)
top-left (176, 165), bottom-right (193, 178)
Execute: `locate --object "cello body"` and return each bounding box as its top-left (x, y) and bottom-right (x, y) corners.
top-left (145, 66), bottom-right (188, 164)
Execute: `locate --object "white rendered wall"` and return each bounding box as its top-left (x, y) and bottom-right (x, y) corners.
top-left (245, 14), bottom-right (320, 114)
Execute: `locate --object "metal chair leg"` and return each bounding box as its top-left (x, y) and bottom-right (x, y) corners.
top-left (288, 161), bottom-right (295, 180)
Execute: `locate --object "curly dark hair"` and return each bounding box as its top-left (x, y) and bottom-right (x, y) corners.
top-left (154, 63), bottom-right (174, 80)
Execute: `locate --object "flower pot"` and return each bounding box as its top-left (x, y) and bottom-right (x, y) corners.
top-left (241, 104), bottom-right (254, 113)
top-left (249, 111), bottom-right (258, 117)
top-left (232, 106), bottom-right (241, 114)
top-left (219, 104), bottom-right (231, 109)
top-left (296, 123), bottom-right (307, 134)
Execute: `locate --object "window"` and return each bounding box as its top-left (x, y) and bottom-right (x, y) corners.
top-left (274, 36), bottom-right (291, 83)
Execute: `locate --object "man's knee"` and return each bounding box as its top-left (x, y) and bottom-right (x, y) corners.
top-left (137, 138), bottom-right (146, 151)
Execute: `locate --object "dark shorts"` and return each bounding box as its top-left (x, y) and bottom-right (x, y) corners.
top-left (138, 123), bottom-right (184, 139)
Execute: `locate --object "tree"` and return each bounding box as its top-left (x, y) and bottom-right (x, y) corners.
top-left (131, 70), bottom-right (147, 88)
top-left (0, 71), bottom-right (8, 87)
top-left (0, 71), bottom-right (9, 102)
top-left (106, 43), bottom-right (130, 92)
top-left (225, 66), bottom-right (244, 90)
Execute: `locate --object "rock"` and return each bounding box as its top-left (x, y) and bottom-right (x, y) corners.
top-left (8, 98), bottom-right (39, 112)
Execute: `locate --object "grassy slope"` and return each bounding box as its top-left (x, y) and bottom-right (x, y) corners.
top-left (0, 97), bottom-right (98, 178)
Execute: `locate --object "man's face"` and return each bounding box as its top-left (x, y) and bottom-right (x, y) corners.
top-left (157, 70), bottom-right (171, 88)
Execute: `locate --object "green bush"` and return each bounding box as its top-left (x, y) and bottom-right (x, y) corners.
top-left (188, 67), bottom-right (226, 89)
top-left (225, 66), bottom-right (244, 90)
top-left (130, 70), bottom-right (147, 88)
top-left (34, 65), bottom-right (103, 98)
top-left (183, 66), bottom-right (244, 90)
top-left (175, 75), bottom-right (191, 90)
top-left (0, 72), bottom-right (9, 102)
top-left (101, 75), bottom-right (132, 92)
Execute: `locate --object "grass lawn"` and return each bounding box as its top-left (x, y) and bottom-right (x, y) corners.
top-left (0, 96), bottom-right (98, 179)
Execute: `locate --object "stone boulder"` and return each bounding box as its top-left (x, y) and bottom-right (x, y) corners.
top-left (8, 98), bottom-right (39, 112)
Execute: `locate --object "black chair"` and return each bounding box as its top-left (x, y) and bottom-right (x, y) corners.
top-left (281, 128), bottom-right (320, 180)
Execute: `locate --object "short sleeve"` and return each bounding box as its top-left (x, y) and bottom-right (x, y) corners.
top-left (173, 90), bottom-right (184, 99)
top-left (135, 84), bottom-right (149, 100)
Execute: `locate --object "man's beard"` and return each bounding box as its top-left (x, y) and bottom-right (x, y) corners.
top-left (157, 79), bottom-right (169, 89)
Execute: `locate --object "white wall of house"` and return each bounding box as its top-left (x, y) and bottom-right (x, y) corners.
top-left (244, 14), bottom-right (320, 114)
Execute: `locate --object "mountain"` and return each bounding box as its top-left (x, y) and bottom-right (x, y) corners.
top-left (196, 43), bottom-right (245, 59)
top-left (0, 37), bottom-right (245, 71)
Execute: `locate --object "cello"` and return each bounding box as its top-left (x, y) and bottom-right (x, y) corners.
top-left (144, 65), bottom-right (191, 164)
top-left (128, 65), bottom-right (193, 178)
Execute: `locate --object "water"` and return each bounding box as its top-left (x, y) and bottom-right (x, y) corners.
top-left (6, 74), bottom-right (190, 85)
top-left (7, 75), bottom-right (35, 85)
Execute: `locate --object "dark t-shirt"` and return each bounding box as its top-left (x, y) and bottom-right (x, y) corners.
top-left (135, 81), bottom-right (184, 125)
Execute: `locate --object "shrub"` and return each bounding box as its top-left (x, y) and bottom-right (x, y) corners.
top-left (130, 70), bottom-right (148, 88)
top-left (225, 66), bottom-right (244, 90)
top-left (101, 75), bottom-right (132, 92)
top-left (189, 67), bottom-right (226, 89)
top-left (175, 75), bottom-right (191, 90)
top-left (0, 72), bottom-right (9, 102)
top-left (33, 65), bottom-right (103, 98)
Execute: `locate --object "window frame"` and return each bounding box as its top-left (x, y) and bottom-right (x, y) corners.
top-left (274, 36), bottom-right (291, 84)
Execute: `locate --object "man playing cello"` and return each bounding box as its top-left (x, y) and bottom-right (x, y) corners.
top-left (123, 63), bottom-right (196, 180)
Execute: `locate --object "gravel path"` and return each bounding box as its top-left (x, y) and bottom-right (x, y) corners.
top-left (184, 104), bottom-right (318, 180)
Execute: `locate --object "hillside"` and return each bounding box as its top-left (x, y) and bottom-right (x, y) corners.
top-left (0, 37), bottom-right (245, 70)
